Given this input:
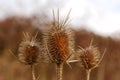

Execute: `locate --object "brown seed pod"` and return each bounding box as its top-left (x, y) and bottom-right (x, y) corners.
top-left (79, 46), bottom-right (100, 70)
top-left (44, 10), bottom-right (75, 65)
top-left (46, 26), bottom-right (74, 65)
top-left (18, 32), bottom-right (41, 65)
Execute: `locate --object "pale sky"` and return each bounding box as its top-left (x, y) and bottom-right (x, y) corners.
top-left (0, 0), bottom-right (120, 36)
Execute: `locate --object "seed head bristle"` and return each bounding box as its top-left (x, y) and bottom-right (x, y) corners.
top-left (22, 32), bottom-right (31, 41)
top-left (45, 10), bottom-right (74, 65)
top-left (79, 46), bottom-right (101, 70)
top-left (18, 32), bottom-right (41, 65)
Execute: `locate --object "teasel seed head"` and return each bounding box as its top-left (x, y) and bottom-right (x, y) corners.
top-left (18, 32), bottom-right (41, 65)
top-left (44, 9), bottom-right (75, 65)
top-left (79, 45), bottom-right (101, 70)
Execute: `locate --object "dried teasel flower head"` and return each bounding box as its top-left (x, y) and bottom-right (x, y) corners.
top-left (79, 45), bottom-right (101, 70)
top-left (44, 9), bottom-right (75, 65)
top-left (18, 32), bottom-right (41, 65)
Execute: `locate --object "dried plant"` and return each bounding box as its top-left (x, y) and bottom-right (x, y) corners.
top-left (10, 32), bottom-right (42, 80)
top-left (77, 40), bottom-right (106, 80)
top-left (44, 9), bottom-right (75, 80)
top-left (18, 32), bottom-right (40, 65)
top-left (19, 32), bottom-right (41, 80)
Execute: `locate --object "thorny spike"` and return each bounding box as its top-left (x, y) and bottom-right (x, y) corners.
top-left (93, 48), bottom-right (106, 69)
top-left (22, 32), bottom-right (31, 41)
top-left (66, 62), bottom-right (72, 69)
top-left (45, 39), bottom-right (54, 62)
top-left (33, 31), bottom-right (38, 41)
top-left (67, 60), bottom-right (79, 63)
top-left (57, 8), bottom-right (60, 28)
top-left (9, 49), bottom-right (26, 64)
top-left (78, 46), bottom-right (86, 52)
top-left (52, 9), bottom-right (56, 26)
top-left (66, 59), bottom-right (79, 69)
top-left (62, 9), bottom-right (72, 26)
top-left (89, 38), bottom-right (94, 48)
top-left (9, 49), bottom-right (18, 60)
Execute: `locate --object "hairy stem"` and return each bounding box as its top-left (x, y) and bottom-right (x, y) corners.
top-left (86, 69), bottom-right (91, 80)
top-left (31, 65), bottom-right (36, 80)
top-left (56, 63), bottom-right (63, 80)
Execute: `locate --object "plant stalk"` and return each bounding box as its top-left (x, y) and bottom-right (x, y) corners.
top-left (56, 63), bottom-right (63, 80)
top-left (31, 65), bottom-right (36, 80)
top-left (86, 69), bottom-right (91, 80)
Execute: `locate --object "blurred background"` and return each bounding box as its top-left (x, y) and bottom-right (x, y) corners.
top-left (0, 0), bottom-right (120, 80)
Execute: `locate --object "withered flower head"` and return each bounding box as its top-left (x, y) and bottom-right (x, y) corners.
top-left (79, 46), bottom-right (100, 70)
top-left (44, 10), bottom-right (75, 65)
top-left (18, 32), bottom-right (41, 65)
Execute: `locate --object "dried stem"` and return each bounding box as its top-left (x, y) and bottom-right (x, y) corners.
top-left (86, 69), bottom-right (91, 80)
top-left (31, 65), bottom-right (36, 80)
top-left (56, 63), bottom-right (63, 80)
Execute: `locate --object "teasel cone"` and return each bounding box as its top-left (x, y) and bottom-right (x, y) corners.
top-left (44, 9), bottom-right (75, 80)
top-left (80, 46), bottom-right (101, 70)
top-left (77, 41), bottom-right (106, 80)
top-left (18, 32), bottom-right (41, 65)
top-left (80, 46), bottom-right (100, 80)
top-left (18, 32), bottom-right (41, 80)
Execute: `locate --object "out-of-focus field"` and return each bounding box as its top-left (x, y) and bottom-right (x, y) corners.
top-left (0, 16), bottom-right (120, 80)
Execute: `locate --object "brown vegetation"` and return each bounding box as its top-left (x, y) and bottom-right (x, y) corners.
top-left (0, 16), bottom-right (120, 80)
